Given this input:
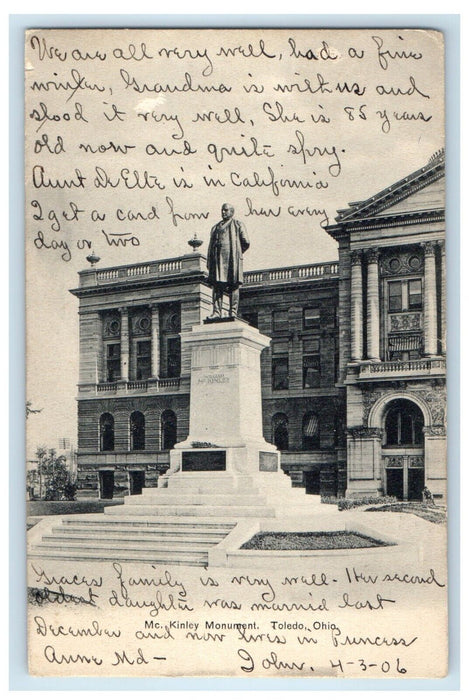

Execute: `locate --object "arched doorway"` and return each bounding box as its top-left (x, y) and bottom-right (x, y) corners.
top-left (382, 398), bottom-right (424, 501)
top-left (99, 413), bottom-right (114, 452)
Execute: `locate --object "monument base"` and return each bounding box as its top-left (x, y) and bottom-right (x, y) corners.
top-left (165, 319), bottom-right (280, 479)
top-left (167, 439), bottom-right (280, 477)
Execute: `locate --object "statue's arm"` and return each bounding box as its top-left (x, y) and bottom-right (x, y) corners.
top-left (238, 221), bottom-right (250, 253)
top-left (207, 225), bottom-right (217, 258)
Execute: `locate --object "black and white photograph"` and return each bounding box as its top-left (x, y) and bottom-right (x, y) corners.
top-left (23, 26), bottom-right (448, 678)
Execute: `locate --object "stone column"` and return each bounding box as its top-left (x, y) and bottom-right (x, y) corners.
top-left (439, 240), bottom-right (446, 355)
top-left (120, 307), bottom-right (129, 381)
top-left (150, 304), bottom-right (160, 378)
top-left (423, 241), bottom-right (438, 356)
top-left (350, 250), bottom-right (363, 361)
top-left (96, 313), bottom-right (104, 383)
top-left (366, 249), bottom-right (380, 361)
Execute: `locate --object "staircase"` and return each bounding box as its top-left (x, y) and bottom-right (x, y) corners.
top-left (28, 515), bottom-right (237, 566)
top-left (28, 473), bottom-right (320, 566)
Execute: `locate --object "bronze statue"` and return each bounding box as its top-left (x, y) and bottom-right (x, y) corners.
top-left (206, 203), bottom-right (250, 318)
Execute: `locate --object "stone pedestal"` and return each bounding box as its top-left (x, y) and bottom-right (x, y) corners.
top-left (167, 319), bottom-right (280, 477)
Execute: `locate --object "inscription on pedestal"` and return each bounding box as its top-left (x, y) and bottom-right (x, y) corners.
top-left (197, 373), bottom-right (230, 384)
top-left (182, 451), bottom-right (226, 471)
top-left (259, 452), bottom-right (278, 472)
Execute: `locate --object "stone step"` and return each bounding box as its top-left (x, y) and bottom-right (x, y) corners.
top-left (29, 549), bottom-right (207, 566)
top-left (45, 532), bottom-right (225, 545)
top-left (51, 525), bottom-right (232, 538)
top-left (106, 504), bottom-right (275, 517)
top-left (59, 516), bottom-right (238, 528)
top-left (36, 539), bottom-right (211, 553)
top-left (123, 493), bottom-right (265, 506)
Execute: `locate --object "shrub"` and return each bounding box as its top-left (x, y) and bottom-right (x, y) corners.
top-left (321, 495), bottom-right (339, 505)
top-left (337, 495), bottom-right (398, 511)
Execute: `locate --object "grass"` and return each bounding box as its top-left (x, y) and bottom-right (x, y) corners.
top-left (365, 502), bottom-right (447, 524)
top-left (240, 531), bottom-right (391, 550)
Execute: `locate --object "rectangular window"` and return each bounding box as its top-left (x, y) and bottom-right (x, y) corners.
top-left (388, 281), bottom-right (402, 312)
top-left (303, 354), bottom-right (320, 388)
top-left (167, 337), bottom-right (181, 378)
top-left (272, 341), bottom-right (289, 355)
top-left (408, 279), bottom-right (423, 310)
top-left (272, 356), bottom-right (289, 390)
top-left (136, 340), bottom-right (151, 380)
top-left (106, 343), bottom-right (121, 382)
top-left (303, 307), bottom-right (320, 330)
top-left (273, 309), bottom-right (289, 332)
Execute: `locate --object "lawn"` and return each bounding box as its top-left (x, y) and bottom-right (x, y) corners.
top-left (365, 502), bottom-right (447, 524)
top-left (240, 531), bottom-right (392, 550)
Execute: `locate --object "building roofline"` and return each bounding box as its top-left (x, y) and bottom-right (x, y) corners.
top-left (325, 150), bottom-right (445, 241)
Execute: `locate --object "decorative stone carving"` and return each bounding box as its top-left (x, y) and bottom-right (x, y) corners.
top-left (362, 385), bottom-right (445, 431)
top-left (381, 249), bottom-right (423, 277)
top-left (422, 240), bottom-right (437, 256)
top-left (347, 426), bottom-right (383, 439)
top-left (102, 313), bottom-right (121, 338)
top-left (362, 389), bottom-right (385, 424)
top-left (389, 313), bottom-right (422, 332)
top-left (350, 249), bottom-right (362, 266)
top-left (415, 388), bottom-right (446, 425)
top-left (366, 248), bottom-right (380, 264)
top-left (422, 424), bottom-right (446, 436)
top-left (384, 456), bottom-right (404, 468)
top-left (409, 456), bottom-right (424, 468)
top-left (131, 310), bottom-right (152, 336)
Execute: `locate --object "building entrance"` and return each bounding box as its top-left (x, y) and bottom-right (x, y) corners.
top-left (304, 469), bottom-right (320, 495)
top-left (382, 398), bottom-right (425, 501)
top-left (129, 470), bottom-right (145, 495)
top-left (384, 454), bottom-right (424, 501)
top-left (99, 470), bottom-right (114, 499)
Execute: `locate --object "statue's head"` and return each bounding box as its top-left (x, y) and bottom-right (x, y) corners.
top-left (221, 203), bottom-right (234, 220)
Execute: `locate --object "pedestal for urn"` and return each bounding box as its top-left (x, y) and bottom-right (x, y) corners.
top-left (166, 319), bottom-right (280, 482)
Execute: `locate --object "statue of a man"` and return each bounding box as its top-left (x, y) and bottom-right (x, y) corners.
top-left (206, 203), bottom-right (250, 318)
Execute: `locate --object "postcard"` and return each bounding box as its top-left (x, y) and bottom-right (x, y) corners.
top-left (25, 27), bottom-right (447, 677)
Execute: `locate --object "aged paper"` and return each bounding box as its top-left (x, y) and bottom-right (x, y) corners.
top-left (25, 28), bottom-right (447, 678)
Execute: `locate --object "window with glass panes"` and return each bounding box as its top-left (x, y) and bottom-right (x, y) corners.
top-left (303, 307), bottom-right (320, 330)
top-left (303, 339), bottom-right (320, 388)
top-left (272, 341), bottom-right (289, 390)
top-left (136, 340), bottom-right (151, 380)
top-left (273, 309), bottom-right (289, 332)
top-left (106, 343), bottom-right (121, 382)
top-left (388, 279), bottom-right (422, 312)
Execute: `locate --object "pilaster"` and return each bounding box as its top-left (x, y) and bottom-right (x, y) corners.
top-left (423, 241), bottom-right (438, 356)
top-left (366, 249), bottom-right (380, 361)
top-left (120, 307), bottom-right (129, 382)
top-left (150, 304), bottom-right (160, 378)
top-left (350, 250), bottom-right (363, 361)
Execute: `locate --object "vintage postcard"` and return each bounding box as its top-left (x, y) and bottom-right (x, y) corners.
top-left (25, 28), bottom-right (447, 678)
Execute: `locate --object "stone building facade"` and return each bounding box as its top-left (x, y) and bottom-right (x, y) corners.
top-left (326, 149), bottom-right (446, 500)
top-left (71, 151), bottom-right (446, 501)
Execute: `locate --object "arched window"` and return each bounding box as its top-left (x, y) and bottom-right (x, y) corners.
top-left (384, 399), bottom-right (424, 447)
top-left (272, 413), bottom-right (289, 451)
top-left (130, 411), bottom-right (145, 450)
top-left (302, 412), bottom-right (320, 450)
top-left (161, 410), bottom-right (177, 450)
top-left (100, 413), bottom-right (114, 452)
